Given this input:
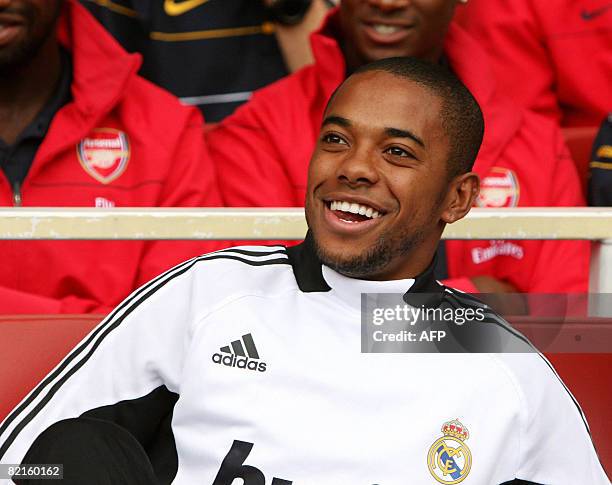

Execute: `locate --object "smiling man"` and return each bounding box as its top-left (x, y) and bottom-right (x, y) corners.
top-left (1, 58), bottom-right (607, 485)
top-left (208, 0), bottom-right (589, 295)
top-left (306, 66), bottom-right (482, 281)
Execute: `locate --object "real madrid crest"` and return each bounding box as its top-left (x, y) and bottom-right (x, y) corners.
top-left (77, 128), bottom-right (130, 184)
top-left (427, 419), bottom-right (472, 484)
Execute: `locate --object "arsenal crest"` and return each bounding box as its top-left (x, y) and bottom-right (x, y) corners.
top-left (77, 128), bottom-right (130, 184)
top-left (476, 167), bottom-right (519, 208)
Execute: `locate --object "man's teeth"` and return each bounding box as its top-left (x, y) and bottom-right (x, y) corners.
top-left (372, 24), bottom-right (401, 35)
top-left (330, 201), bottom-right (381, 219)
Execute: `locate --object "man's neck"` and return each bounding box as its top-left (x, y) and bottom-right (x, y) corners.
top-left (0, 38), bottom-right (62, 145)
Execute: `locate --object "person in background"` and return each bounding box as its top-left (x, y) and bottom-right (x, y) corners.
top-left (455, 0), bottom-right (612, 128)
top-left (82, 0), bottom-right (334, 122)
top-left (0, 0), bottom-right (221, 314)
top-left (207, 0), bottom-right (589, 294)
top-left (589, 114), bottom-right (612, 206)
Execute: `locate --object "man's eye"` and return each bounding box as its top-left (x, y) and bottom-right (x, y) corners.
top-left (322, 133), bottom-right (347, 145)
top-left (386, 146), bottom-right (412, 158)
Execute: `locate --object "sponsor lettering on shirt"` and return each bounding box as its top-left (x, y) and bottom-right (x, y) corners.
top-left (471, 240), bottom-right (524, 264)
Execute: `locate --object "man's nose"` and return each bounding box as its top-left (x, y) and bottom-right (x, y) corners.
top-left (367, 0), bottom-right (411, 12)
top-left (336, 147), bottom-right (380, 187)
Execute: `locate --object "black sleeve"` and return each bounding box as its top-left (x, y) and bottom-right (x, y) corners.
top-left (588, 114), bottom-right (612, 206)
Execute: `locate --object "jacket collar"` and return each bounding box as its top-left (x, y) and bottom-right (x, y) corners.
top-left (286, 232), bottom-right (445, 308)
top-left (310, 10), bottom-right (347, 98)
top-left (56, 0), bottom-right (141, 118)
top-left (285, 233), bottom-right (331, 292)
top-left (309, 10), bottom-right (523, 174)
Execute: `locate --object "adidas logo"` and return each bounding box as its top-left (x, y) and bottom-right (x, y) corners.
top-left (212, 333), bottom-right (267, 372)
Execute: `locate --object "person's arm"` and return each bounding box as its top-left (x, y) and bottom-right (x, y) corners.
top-left (588, 115), bottom-right (612, 206)
top-left (527, 128), bottom-right (589, 293)
top-left (265, 0), bottom-right (332, 72)
top-left (207, 90), bottom-right (300, 208)
top-left (0, 258), bottom-right (201, 466)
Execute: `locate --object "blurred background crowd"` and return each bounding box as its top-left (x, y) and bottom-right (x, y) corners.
top-left (0, 0), bottom-right (611, 313)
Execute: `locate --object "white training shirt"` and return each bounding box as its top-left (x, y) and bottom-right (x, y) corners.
top-left (0, 239), bottom-right (608, 485)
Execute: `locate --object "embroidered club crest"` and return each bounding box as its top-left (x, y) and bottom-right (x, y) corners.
top-left (427, 419), bottom-right (472, 484)
top-left (77, 128), bottom-right (130, 184)
top-left (476, 167), bottom-right (519, 208)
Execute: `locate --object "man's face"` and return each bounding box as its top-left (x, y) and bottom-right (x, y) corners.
top-left (339, 0), bottom-right (459, 67)
top-left (0, 0), bottom-right (62, 70)
top-left (305, 71), bottom-right (454, 280)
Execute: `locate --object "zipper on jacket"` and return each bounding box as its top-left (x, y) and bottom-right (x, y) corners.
top-left (13, 182), bottom-right (22, 207)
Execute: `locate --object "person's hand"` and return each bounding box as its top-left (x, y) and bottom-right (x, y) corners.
top-left (266, 0), bottom-right (332, 72)
top-left (470, 276), bottom-right (529, 315)
top-left (470, 275), bottom-right (517, 293)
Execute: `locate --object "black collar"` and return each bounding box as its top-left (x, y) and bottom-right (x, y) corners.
top-left (18, 48), bottom-right (72, 144)
top-left (286, 232), bottom-right (446, 308)
top-left (285, 233), bottom-right (331, 292)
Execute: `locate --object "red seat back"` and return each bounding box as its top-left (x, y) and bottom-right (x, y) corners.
top-left (546, 353), bottom-right (612, 476)
top-left (0, 315), bottom-right (102, 421)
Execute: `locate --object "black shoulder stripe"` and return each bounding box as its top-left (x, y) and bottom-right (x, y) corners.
top-left (214, 247), bottom-right (288, 258)
top-left (536, 353), bottom-right (591, 436)
top-left (444, 290), bottom-right (535, 348)
top-left (487, 318), bottom-right (592, 439)
top-left (472, 314), bottom-right (535, 350)
top-left (443, 289), bottom-right (593, 439)
top-left (478, 314), bottom-right (592, 437)
top-left (0, 253), bottom-right (289, 458)
top-left (444, 288), bottom-right (488, 307)
top-left (537, 357), bottom-right (607, 478)
top-left (195, 255), bottom-right (290, 266)
top-left (445, 292), bottom-right (532, 349)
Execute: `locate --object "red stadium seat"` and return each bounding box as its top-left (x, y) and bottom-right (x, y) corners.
top-left (0, 315), bottom-right (610, 476)
top-left (546, 353), bottom-right (612, 475)
top-left (0, 314), bottom-right (102, 421)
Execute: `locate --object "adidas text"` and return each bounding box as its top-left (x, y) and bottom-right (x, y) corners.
top-left (212, 353), bottom-right (267, 372)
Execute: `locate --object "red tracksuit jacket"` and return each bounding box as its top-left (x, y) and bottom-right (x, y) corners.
top-left (0, 1), bottom-right (221, 314)
top-left (455, 0), bottom-right (612, 128)
top-left (209, 12), bottom-right (589, 293)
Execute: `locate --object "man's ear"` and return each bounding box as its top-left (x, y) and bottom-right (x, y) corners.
top-left (440, 172), bottom-right (480, 224)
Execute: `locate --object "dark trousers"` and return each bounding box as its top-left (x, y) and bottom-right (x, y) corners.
top-left (16, 417), bottom-right (159, 485)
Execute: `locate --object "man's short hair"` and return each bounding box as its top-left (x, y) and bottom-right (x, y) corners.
top-left (352, 57), bottom-right (485, 179)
